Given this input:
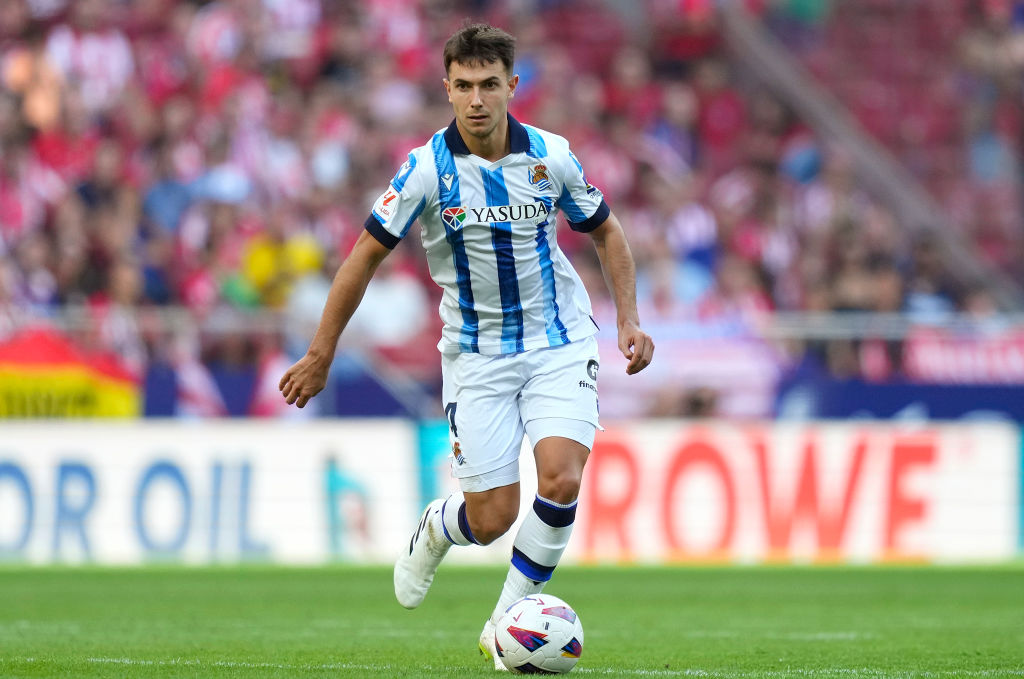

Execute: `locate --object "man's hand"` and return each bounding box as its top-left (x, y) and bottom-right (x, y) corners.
top-left (619, 320), bottom-right (654, 375)
top-left (279, 353), bottom-right (331, 408)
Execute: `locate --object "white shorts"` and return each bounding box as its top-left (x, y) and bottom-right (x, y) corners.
top-left (441, 336), bottom-right (600, 492)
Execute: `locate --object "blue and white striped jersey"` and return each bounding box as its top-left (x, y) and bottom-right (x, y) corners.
top-left (364, 114), bottom-right (610, 355)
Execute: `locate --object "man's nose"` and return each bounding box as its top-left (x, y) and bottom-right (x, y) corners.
top-left (470, 88), bottom-right (484, 106)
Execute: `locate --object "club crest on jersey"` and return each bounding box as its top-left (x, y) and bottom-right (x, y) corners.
top-left (442, 207), bottom-right (467, 230)
top-left (529, 164), bottom-right (551, 191)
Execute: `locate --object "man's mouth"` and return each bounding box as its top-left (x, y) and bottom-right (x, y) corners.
top-left (467, 113), bottom-right (488, 122)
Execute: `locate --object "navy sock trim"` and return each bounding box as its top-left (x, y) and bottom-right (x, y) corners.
top-left (440, 498), bottom-right (456, 545)
top-left (457, 502), bottom-right (479, 545)
top-left (533, 496), bottom-right (577, 528)
top-left (511, 547), bottom-right (555, 582)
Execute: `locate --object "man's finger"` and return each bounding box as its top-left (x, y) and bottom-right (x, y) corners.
top-left (626, 352), bottom-right (645, 374)
top-left (625, 342), bottom-right (641, 373)
top-left (624, 335), bottom-right (653, 374)
top-left (626, 357), bottom-right (639, 374)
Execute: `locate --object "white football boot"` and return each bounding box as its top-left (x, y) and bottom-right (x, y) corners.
top-left (478, 618), bottom-right (508, 671)
top-left (394, 499), bottom-right (450, 609)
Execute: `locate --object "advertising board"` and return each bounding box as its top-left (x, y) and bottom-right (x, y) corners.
top-left (1, 421), bottom-right (1018, 565)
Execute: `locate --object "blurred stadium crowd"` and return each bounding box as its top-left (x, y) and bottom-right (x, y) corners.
top-left (0, 0), bottom-right (1021, 416)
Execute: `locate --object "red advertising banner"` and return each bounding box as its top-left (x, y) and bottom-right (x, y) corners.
top-left (905, 327), bottom-right (1024, 383)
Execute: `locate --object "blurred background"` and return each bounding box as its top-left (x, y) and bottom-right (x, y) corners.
top-left (0, 0), bottom-right (1021, 567)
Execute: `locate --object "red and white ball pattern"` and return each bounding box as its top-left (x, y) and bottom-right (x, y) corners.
top-left (494, 594), bottom-right (584, 674)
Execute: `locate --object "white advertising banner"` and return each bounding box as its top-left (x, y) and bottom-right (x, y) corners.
top-left (0, 420), bottom-right (1019, 565)
top-left (0, 421), bottom-right (419, 564)
top-left (574, 422), bottom-right (1021, 564)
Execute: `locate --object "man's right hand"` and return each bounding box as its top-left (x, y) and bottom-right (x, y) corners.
top-left (279, 353), bottom-right (330, 408)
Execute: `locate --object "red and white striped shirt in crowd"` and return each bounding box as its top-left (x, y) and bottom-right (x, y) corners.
top-left (45, 23), bottom-right (134, 115)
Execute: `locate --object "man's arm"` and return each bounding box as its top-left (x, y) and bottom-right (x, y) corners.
top-left (587, 211), bottom-right (654, 375)
top-left (279, 230), bottom-right (392, 407)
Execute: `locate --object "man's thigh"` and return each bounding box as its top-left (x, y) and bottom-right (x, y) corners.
top-left (441, 352), bottom-right (526, 481)
top-left (518, 336), bottom-right (601, 437)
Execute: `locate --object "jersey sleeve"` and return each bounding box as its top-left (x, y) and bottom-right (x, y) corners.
top-left (364, 150), bottom-right (431, 249)
top-left (555, 146), bottom-right (610, 233)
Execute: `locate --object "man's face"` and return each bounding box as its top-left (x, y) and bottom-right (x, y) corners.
top-left (444, 59), bottom-right (518, 141)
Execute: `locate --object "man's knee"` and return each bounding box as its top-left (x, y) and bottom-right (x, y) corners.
top-left (533, 435), bottom-right (590, 506)
top-left (538, 469), bottom-right (583, 506)
top-left (464, 483), bottom-right (520, 545)
top-left (468, 503), bottom-right (519, 545)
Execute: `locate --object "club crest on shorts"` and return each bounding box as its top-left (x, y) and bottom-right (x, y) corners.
top-left (452, 441), bottom-right (466, 465)
top-left (529, 164), bottom-right (551, 191)
top-left (442, 207), bottom-right (467, 230)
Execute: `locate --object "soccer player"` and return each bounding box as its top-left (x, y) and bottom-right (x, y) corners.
top-left (278, 23), bottom-right (654, 669)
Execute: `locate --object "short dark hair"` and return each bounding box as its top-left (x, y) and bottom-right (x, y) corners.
top-left (443, 23), bottom-right (516, 76)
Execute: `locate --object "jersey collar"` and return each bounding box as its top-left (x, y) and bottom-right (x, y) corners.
top-left (444, 113), bottom-right (530, 156)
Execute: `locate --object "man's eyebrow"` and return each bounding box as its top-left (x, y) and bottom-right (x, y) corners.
top-left (452, 76), bottom-right (502, 85)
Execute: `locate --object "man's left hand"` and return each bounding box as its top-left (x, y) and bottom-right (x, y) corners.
top-left (618, 321), bottom-right (654, 375)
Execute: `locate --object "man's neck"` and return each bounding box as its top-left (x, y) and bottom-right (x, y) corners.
top-left (457, 119), bottom-right (510, 162)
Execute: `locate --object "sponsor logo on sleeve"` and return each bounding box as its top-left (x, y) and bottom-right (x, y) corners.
top-left (377, 187), bottom-right (398, 218)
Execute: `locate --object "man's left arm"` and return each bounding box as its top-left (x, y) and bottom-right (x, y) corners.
top-left (588, 211), bottom-right (654, 375)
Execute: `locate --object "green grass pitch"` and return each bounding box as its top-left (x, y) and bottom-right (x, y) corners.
top-left (1, 565), bottom-right (1022, 678)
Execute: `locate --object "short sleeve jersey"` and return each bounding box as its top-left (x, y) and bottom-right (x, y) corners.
top-left (364, 114), bottom-right (610, 355)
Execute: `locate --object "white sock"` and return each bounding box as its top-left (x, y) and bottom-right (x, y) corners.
top-left (490, 494), bottom-right (577, 622)
top-left (439, 492), bottom-right (479, 546)
top-left (491, 566), bottom-right (545, 622)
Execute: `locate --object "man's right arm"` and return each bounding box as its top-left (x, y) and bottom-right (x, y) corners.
top-left (279, 230), bottom-right (392, 408)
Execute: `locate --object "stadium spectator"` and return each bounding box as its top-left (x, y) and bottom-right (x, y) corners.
top-left (2, 23), bottom-right (63, 133)
top-left (0, 0), bottom-right (1019, 417)
top-left (45, 0), bottom-right (134, 118)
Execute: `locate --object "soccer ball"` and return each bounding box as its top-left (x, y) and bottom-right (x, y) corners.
top-left (494, 594), bottom-right (584, 674)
